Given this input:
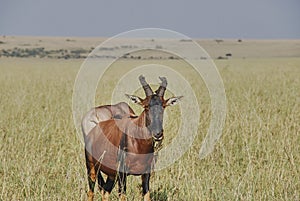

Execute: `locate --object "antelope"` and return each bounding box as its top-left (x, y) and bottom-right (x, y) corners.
top-left (83, 75), bottom-right (182, 201)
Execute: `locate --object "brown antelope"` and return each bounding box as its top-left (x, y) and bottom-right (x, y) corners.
top-left (83, 75), bottom-right (182, 201)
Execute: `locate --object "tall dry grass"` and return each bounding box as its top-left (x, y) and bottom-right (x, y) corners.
top-left (0, 58), bottom-right (299, 200)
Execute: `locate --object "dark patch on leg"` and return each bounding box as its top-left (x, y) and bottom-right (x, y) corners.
top-left (103, 176), bottom-right (116, 193)
top-left (97, 172), bottom-right (105, 192)
top-left (85, 149), bottom-right (96, 194)
top-left (142, 173), bottom-right (150, 195)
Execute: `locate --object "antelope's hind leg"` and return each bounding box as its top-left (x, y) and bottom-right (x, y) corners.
top-left (85, 151), bottom-right (96, 201)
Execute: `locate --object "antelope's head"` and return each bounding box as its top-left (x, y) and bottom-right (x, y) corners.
top-left (126, 75), bottom-right (183, 141)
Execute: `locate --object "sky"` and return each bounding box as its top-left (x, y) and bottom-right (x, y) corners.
top-left (0, 0), bottom-right (299, 39)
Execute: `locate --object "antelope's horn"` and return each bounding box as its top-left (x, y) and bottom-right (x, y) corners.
top-left (156, 76), bottom-right (167, 97)
top-left (139, 75), bottom-right (153, 96)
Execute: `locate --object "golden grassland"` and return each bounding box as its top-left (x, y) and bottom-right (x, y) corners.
top-left (0, 55), bottom-right (299, 200)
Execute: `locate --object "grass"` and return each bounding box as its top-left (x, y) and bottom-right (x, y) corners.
top-left (0, 57), bottom-right (299, 200)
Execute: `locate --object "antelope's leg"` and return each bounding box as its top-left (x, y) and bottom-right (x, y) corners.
top-left (118, 172), bottom-right (127, 200)
top-left (142, 173), bottom-right (151, 201)
top-left (101, 176), bottom-right (116, 201)
top-left (85, 150), bottom-right (96, 201)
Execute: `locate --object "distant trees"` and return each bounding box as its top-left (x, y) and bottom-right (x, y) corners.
top-left (0, 47), bottom-right (88, 59)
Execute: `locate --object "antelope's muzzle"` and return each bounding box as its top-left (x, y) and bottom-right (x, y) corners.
top-left (153, 131), bottom-right (164, 141)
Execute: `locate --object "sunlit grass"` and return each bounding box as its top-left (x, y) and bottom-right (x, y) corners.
top-left (0, 58), bottom-right (299, 200)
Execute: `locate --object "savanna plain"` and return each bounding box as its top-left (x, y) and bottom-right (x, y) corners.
top-left (0, 37), bottom-right (299, 200)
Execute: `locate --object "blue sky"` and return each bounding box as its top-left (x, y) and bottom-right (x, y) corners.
top-left (0, 0), bottom-right (299, 38)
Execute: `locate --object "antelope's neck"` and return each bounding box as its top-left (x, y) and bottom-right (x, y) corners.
top-left (132, 110), bottom-right (152, 140)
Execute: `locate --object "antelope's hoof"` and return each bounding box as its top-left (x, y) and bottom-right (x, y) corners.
top-left (102, 191), bottom-right (110, 201)
top-left (87, 190), bottom-right (94, 201)
top-left (144, 191), bottom-right (151, 201)
top-left (100, 189), bottom-right (104, 196)
top-left (119, 194), bottom-right (126, 201)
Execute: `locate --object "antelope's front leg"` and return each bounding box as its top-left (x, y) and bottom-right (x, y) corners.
top-left (142, 173), bottom-right (151, 201)
top-left (100, 175), bottom-right (116, 201)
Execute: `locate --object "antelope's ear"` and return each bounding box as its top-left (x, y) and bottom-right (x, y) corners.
top-left (165, 96), bottom-right (183, 106)
top-left (125, 94), bottom-right (143, 105)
